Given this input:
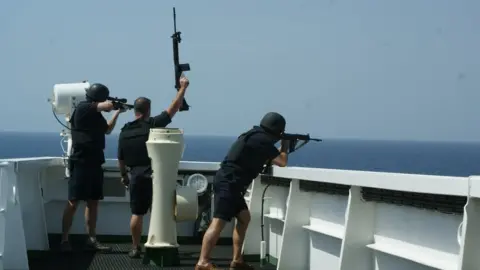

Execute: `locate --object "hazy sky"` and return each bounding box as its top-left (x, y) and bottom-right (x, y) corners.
top-left (1, 0), bottom-right (479, 141)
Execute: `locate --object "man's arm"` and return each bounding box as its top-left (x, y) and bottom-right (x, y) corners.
top-left (95, 101), bottom-right (114, 112)
top-left (152, 111), bottom-right (172, 128)
top-left (165, 77), bottom-right (189, 119)
top-left (105, 110), bottom-right (121, 134)
top-left (119, 159), bottom-right (129, 187)
top-left (118, 159), bottom-right (128, 177)
top-left (85, 101), bottom-right (118, 134)
top-left (271, 140), bottom-right (289, 167)
top-left (117, 140), bottom-right (129, 186)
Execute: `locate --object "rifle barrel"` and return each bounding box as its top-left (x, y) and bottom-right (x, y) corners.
top-left (173, 8), bottom-right (177, 32)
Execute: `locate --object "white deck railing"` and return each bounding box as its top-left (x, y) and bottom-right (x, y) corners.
top-left (242, 167), bottom-right (480, 270)
top-left (0, 161), bottom-right (29, 270)
top-left (0, 162), bottom-right (7, 270)
top-left (1, 156), bottom-right (479, 270)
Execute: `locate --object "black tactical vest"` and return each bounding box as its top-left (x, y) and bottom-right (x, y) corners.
top-left (118, 120), bottom-right (151, 167)
top-left (69, 101), bottom-right (106, 163)
top-left (221, 126), bottom-right (273, 181)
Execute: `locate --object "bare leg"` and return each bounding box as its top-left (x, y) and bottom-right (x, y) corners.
top-left (84, 200), bottom-right (111, 251)
top-left (61, 200), bottom-right (78, 242)
top-left (130, 214), bottom-right (143, 248)
top-left (85, 200), bottom-right (98, 239)
top-left (232, 209), bottom-right (251, 263)
top-left (197, 218), bottom-right (227, 266)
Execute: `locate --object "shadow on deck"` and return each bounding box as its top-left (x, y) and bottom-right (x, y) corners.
top-left (27, 235), bottom-right (276, 270)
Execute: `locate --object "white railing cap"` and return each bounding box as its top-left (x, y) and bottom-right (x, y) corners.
top-left (1, 156), bottom-right (472, 197)
top-left (272, 166), bottom-right (469, 196)
top-left (467, 176), bottom-right (480, 198)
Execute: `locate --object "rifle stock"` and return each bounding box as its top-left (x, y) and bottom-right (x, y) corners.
top-left (171, 7), bottom-right (190, 111)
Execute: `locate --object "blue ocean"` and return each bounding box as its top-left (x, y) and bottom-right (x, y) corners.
top-left (1, 131), bottom-right (480, 177)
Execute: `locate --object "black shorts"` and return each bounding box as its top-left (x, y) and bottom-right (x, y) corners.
top-left (213, 181), bottom-right (248, 222)
top-left (129, 170), bottom-right (153, 216)
top-left (68, 162), bottom-right (104, 201)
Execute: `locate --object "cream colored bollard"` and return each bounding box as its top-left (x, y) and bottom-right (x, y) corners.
top-left (143, 128), bottom-right (198, 267)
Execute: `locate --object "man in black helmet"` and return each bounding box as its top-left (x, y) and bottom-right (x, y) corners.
top-left (60, 83), bottom-right (124, 252)
top-left (117, 76), bottom-right (189, 258)
top-left (196, 112), bottom-right (289, 270)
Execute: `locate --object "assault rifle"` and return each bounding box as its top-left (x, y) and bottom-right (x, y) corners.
top-left (282, 133), bottom-right (322, 154)
top-left (262, 133), bottom-right (321, 174)
top-left (171, 7), bottom-right (191, 111)
top-left (107, 97), bottom-right (134, 111)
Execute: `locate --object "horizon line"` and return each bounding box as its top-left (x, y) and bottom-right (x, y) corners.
top-left (1, 130), bottom-right (480, 144)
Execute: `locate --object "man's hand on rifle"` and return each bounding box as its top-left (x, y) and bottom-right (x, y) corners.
top-left (280, 140), bottom-right (290, 153)
top-left (116, 105), bottom-right (128, 113)
top-left (180, 76), bottom-right (190, 89)
top-left (271, 140), bottom-right (290, 167)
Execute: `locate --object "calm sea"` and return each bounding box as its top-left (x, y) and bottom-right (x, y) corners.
top-left (1, 131), bottom-right (480, 177)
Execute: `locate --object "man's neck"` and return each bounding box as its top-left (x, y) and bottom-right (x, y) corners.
top-left (135, 114), bottom-right (145, 120)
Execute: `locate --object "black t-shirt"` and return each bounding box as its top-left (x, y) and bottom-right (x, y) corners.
top-left (216, 126), bottom-right (280, 191)
top-left (70, 101), bottom-right (108, 163)
top-left (117, 111), bottom-right (172, 168)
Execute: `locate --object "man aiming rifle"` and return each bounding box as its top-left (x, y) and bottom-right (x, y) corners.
top-left (60, 83), bottom-right (127, 252)
top-left (196, 112), bottom-right (290, 270)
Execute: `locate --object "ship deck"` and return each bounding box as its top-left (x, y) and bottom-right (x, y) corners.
top-left (27, 235), bottom-right (275, 270)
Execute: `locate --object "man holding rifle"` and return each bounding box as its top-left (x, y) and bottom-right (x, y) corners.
top-left (60, 83), bottom-right (124, 252)
top-left (196, 112), bottom-right (290, 270)
top-left (117, 76), bottom-right (190, 258)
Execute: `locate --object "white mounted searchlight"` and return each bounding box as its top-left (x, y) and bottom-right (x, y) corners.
top-left (186, 173), bottom-right (209, 195)
top-left (50, 82), bottom-right (90, 115)
top-left (48, 81), bottom-right (90, 178)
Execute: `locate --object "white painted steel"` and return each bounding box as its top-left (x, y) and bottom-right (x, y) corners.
top-left (144, 129), bottom-right (200, 248)
top-left (175, 186), bottom-right (198, 222)
top-left (242, 166), bottom-right (478, 270)
top-left (145, 128), bottom-right (187, 248)
top-left (2, 156), bottom-right (480, 269)
top-left (0, 162), bottom-right (29, 270)
top-left (272, 166), bottom-right (469, 196)
top-left (0, 162), bottom-right (7, 270)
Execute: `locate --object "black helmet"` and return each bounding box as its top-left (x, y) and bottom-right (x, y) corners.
top-left (86, 83), bottom-right (109, 102)
top-left (260, 112), bottom-right (286, 136)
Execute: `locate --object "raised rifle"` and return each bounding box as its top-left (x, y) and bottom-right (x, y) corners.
top-left (171, 7), bottom-right (191, 111)
top-left (281, 133), bottom-right (322, 154)
top-left (107, 96), bottom-right (134, 111)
